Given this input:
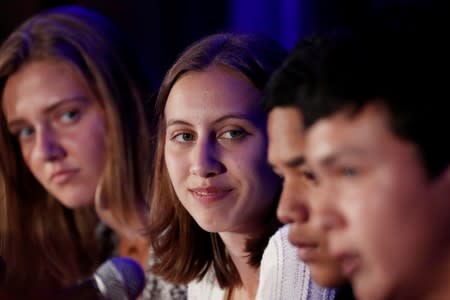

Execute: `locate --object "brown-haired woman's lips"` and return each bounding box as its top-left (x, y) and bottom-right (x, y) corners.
top-left (189, 186), bottom-right (233, 203)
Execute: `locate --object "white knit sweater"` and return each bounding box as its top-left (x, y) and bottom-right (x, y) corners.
top-left (256, 225), bottom-right (336, 300)
top-left (188, 225), bottom-right (336, 300)
top-left (187, 269), bottom-right (225, 300)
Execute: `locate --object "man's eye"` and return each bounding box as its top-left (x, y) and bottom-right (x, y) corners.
top-left (302, 170), bottom-right (317, 182)
top-left (339, 167), bottom-right (358, 176)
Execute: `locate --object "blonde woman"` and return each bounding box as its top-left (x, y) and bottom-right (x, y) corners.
top-left (0, 5), bottom-right (185, 299)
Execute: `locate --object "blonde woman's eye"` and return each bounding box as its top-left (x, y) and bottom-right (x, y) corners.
top-left (61, 110), bottom-right (80, 123)
top-left (17, 127), bottom-right (35, 140)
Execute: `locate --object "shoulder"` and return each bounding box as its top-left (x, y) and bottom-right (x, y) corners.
top-left (188, 268), bottom-right (225, 300)
top-left (257, 225), bottom-right (337, 300)
top-left (257, 225), bottom-right (309, 299)
top-left (141, 274), bottom-right (187, 300)
top-left (260, 225), bottom-right (302, 279)
top-left (140, 255), bottom-right (187, 300)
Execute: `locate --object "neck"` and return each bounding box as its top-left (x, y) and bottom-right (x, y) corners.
top-left (422, 256), bottom-right (450, 300)
top-left (396, 253), bottom-right (450, 300)
top-left (220, 232), bottom-right (260, 300)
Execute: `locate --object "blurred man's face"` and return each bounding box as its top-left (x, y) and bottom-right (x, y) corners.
top-left (303, 102), bottom-right (450, 300)
top-left (268, 107), bottom-right (346, 287)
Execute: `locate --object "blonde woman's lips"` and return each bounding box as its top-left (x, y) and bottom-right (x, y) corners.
top-left (50, 169), bottom-right (79, 184)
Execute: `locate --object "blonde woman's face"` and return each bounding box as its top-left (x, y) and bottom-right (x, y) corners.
top-left (164, 65), bottom-right (279, 234)
top-left (2, 59), bottom-right (107, 208)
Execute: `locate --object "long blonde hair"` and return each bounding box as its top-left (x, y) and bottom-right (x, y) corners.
top-left (0, 5), bottom-right (153, 294)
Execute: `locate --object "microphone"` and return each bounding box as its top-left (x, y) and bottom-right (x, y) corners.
top-left (54, 257), bottom-right (145, 300)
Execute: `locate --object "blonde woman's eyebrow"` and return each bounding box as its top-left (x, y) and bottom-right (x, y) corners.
top-left (7, 96), bottom-right (88, 131)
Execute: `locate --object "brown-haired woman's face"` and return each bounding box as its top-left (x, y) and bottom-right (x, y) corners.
top-left (164, 65), bottom-right (279, 234)
top-left (2, 59), bottom-right (107, 208)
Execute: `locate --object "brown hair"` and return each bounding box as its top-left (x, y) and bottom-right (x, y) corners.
top-left (0, 5), bottom-right (153, 294)
top-left (149, 33), bottom-right (286, 288)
